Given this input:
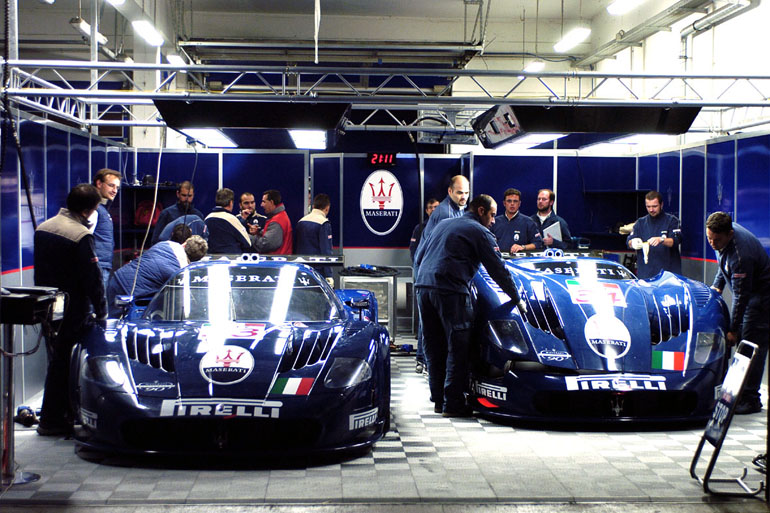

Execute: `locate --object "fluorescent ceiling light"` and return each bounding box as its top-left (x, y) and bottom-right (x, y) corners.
top-left (70, 17), bottom-right (108, 46)
top-left (608, 134), bottom-right (675, 145)
top-left (607, 0), bottom-right (644, 16)
top-left (289, 129), bottom-right (327, 150)
top-left (39, 0), bottom-right (56, 4)
top-left (167, 54), bottom-right (186, 66)
top-left (523, 59), bottom-right (545, 73)
top-left (132, 20), bottom-right (165, 47)
top-left (183, 129), bottom-right (237, 148)
top-left (106, 0), bottom-right (126, 5)
top-left (504, 133), bottom-right (566, 149)
top-left (553, 27), bottom-right (591, 53)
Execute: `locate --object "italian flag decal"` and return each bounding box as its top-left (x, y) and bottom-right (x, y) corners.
top-left (271, 377), bottom-right (314, 395)
top-left (652, 351), bottom-right (686, 371)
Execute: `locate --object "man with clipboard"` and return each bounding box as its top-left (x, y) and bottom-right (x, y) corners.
top-left (531, 188), bottom-right (572, 250)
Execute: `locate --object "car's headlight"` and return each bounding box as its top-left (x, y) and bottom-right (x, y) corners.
top-left (489, 320), bottom-right (529, 356)
top-left (324, 357), bottom-right (372, 389)
top-left (84, 356), bottom-right (129, 389)
top-left (694, 332), bottom-right (724, 364)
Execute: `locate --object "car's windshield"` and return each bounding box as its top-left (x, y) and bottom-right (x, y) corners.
top-left (516, 259), bottom-right (635, 280)
top-left (144, 264), bottom-right (342, 322)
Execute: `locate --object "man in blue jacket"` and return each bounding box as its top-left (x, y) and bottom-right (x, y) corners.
top-left (418, 175), bottom-right (469, 247)
top-left (205, 188), bottom-right (254, 254)
top-left (627, 191), bottom-right (682, 279)
top-left (294, 193), bottom-right (334, 281)
top-left (34, 184), bottom-right (106, 435)
top-left (707, 211), bottom-right (770, 414)
top-left (492, 188), bottom-right (541, 253)
top-left (414, 194), bottom-right (524, 417)
top-left (107, 226), bottom-right (208, 317)
top-left (531, 188), bottom-right (572, 249)
top-left (89, 168), bottom-right (121, 290)
top-left (152, 181), bottom-right (204, 244)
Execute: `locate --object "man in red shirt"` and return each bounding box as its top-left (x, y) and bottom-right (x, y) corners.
top-left (254, 189), bottom-right (293, 254)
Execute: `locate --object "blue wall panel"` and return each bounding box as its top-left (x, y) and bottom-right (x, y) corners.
top-left (312, 155), bottom-right (342, 247)
top-left (91, 140), bottom-right (106, 176)
top-left (473, 155), bottom-right (552, 218)
top-left (70, 133), bottom-right (90, 188)
top-left (342, 155), bottom-right (420, 248)
top-left (557, 156), bottom-right (635, 237)
top-left (637, 155), bottom-right (657, 191)
top-left (658, 152), bottom-right (680, 216)
top-left (1, 135), bottom-right (20, 273)
top-left (18, 120), bottom-right (46, 269)
top-left (137, 151), bottom-right (220, 215)
top-left (46, 128), bottom-right (69, 219)
top-left (706, 140), bottom-right (736, 218)
top-left (680, 147), bottom-right (705, 260)
top-left (423, 156), bottom-right (462, 205)
top-left (737, 135), bottom-right (770, 252)
top-left (222, 152), bottom-right (305, 226)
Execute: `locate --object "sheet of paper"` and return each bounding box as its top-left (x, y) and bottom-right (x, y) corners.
top-left (543, 222), bottom-right (562, 242)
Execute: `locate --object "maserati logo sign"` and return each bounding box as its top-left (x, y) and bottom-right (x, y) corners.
top-left (360, 170), bottom-right (403, 235)
top-left (199, 345), bottom-right (254, 385)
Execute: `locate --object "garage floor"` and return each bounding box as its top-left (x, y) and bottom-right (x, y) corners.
top-left (1, 355), bottom-right (767, 513)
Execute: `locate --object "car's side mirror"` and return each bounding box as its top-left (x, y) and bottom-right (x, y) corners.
top-left (115, 295), bottom-right (133, 310)
top-left (345, 298), bottom-right (370, 320)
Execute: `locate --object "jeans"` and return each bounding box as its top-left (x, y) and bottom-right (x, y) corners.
top-left (416, 288), bottom-right (473, 413)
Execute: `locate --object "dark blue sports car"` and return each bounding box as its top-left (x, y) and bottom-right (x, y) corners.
top-left (470, 254), bottom-right (729, 422)
top-left (71, 258), bottom-right (390, 454)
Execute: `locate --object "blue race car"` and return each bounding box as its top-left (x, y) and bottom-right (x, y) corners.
top-left (70, 257), bottom-right (390, 454)
top-left (470, 253), bottom-right (729, 422)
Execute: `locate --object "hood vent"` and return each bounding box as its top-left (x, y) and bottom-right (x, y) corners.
top-left (278, 327), bottom-right (340, 372)
top-left (648, 291), bottom-right (690, 344)
top-left (124, 327), bottom-right (176, 373)
top-left (521, 284), bottom-right (566, 341)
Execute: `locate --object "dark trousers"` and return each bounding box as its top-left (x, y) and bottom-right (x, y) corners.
top-left (740, 295), bottom-right (770, 402)
top-left (416, 288), bottom-right (473, 412)
top-left (40, 312), bottom-right (87, 427)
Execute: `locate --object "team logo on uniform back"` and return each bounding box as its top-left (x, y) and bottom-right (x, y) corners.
top-left (360, 170), bottom-right (403, 235)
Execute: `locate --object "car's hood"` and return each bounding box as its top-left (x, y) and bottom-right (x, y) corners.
top-left (123, 321), bottom-right (344, 399)
top-left (478, 264), bottom-right (704, 373)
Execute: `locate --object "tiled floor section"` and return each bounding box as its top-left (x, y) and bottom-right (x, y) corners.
top-left (0, 355), bottom-right (766, 508)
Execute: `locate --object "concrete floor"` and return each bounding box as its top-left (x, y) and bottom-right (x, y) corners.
top-left (0, 356), bottom-right (767, 513)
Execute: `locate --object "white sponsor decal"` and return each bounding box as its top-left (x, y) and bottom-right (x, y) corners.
top-left (136, 382), bottom-right (175, 392)
top-left (473, 381), bottom-right (508, 401)
top-left (538, 349), bottom-right (572, 362)
top-left (360, 170), bottom-right (403, 236)
top-left (159, 399), bottom-right (282, 418)
top-left (199, 345), bottom-right (255, 385)
top-left (81, 408), bottom-right (98, 429)
top-left (583, 314), bottom-right (631, 360)
top-left (349, 407), bottom-right (379, 430)
top-left (564, 374), bottom-right (667, 391)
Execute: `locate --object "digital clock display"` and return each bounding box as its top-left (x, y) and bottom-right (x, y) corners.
top-left (367, 152), bottom-right (397, 167)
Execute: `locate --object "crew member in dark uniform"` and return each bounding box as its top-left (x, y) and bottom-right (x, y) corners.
top-left (707, 211), bottom-right (770, 414)
top-left (414, 194), bottom-right (524, 417)
top-left (34, 184), bottom-right (106, 436)
top-left (418, 175), bottom-right (469, 247)
top-left (409, 197), bottom-right (439, 374)
top-left (627, 190), bottom-right (682, 279)
top-left (492, 188), bottom-right (541, 253)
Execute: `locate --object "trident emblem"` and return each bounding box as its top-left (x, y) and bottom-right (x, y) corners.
top-left (368, 177), bottom-right (395, 210)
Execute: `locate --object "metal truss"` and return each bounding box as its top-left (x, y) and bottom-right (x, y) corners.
top-left (3, 59), bottom-right (770, 135)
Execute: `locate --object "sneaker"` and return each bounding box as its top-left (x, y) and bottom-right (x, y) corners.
top-left (36, 423), bottom-right (72, 437)
top-left (415, 362), bottom-right (424, 374)
top-left (442, 406), bottom-right (474, 418)
top-left (735, 398), bottom-right (762, 415)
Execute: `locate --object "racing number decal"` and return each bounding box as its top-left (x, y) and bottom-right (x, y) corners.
top-left (230, 323), bottom-right (266, 338)
top-left (566, 280), bottom-right (627, 307)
